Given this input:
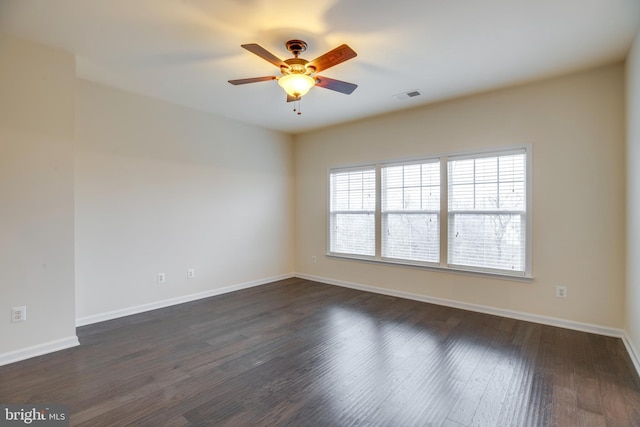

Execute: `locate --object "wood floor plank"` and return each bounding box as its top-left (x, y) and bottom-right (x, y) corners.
top-left (446, 323), bottom-right (506, 425)
top-left (469, 330), bottom-right (520, 426)
top-left (495, 322), bottom-right (542, 426)
top-left (1, 278), bottom-right (639, 426)
top-left (576, 375), bottom-right (604, 415)
top-left (551, 384), bottom-right (578, 426)
top-left (579, 409), bottom-right (608, 427)
top-left (600, 371), bottom-right (634, 427)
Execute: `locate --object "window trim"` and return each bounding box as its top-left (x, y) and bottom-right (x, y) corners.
top-left (381, 159), bottom-right (441, 265)
top-left (327, 144), bottom-right (533, 280)
top-left (328, 166), bottom-right (377, 258)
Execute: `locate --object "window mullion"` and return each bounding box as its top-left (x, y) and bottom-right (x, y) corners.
top-left (473, 159), bottom-right (476, 210)
top-left (497, 157), bottom-right (501, 209)
top-left (440, 156), bottom-right (448, 268)
top-left (525, 149), bottom-right (532, 277)
top-left (375, 164), bottom-right (382, 260)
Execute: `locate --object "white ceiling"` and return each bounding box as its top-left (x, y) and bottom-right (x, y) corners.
top-left (1, 0), bottom-right (639, 134)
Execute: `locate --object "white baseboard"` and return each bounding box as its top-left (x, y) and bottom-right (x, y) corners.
top-left (76, 273), bottom-right (294, 327)
top-left (622, 332), bottom-right (640, 378)
top-left (295, 273), bottom-right (626, 339)
top-left (0, 336), bottom-right (80, 367)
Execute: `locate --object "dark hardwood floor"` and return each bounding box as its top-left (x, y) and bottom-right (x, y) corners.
top-left (1, 277), bottom-right (640, 426)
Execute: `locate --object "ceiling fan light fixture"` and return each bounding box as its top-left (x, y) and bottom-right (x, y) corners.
top-left (229, 40), bottom-right (358, 114)
top-left (278, 74), bottom-right (316, 98)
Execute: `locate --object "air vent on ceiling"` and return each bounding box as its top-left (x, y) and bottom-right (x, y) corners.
top-left (394, 90), bottom-right (422, 101)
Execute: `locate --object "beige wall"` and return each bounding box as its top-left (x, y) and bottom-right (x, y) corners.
top-left (74, 80), bottom-right (295, 320)
top-left (295, 64), bottom-right (626, 328)
top-left (627, 31), bottom-right (640, 359)
top-left (0, 33), bottom-right (76, 353)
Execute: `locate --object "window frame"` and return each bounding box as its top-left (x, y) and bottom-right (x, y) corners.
top-left (327, 145), bottom-right (533, 280)
top-left (380, 159), bottom-right (441, 265)
top-left (328, 166), bottom-right (377, 258)
top-left (447, 148), bottom-right (529, 276)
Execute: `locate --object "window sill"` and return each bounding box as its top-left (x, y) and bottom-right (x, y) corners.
top-left (326, 253), bottom-right (534, 282)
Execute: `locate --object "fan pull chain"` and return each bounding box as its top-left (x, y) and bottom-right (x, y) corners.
top-left (293, 99), bottom-right (302, 115)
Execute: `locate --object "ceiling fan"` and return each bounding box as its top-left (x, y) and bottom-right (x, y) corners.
top-left (228, 40), bottom-right (357, 114)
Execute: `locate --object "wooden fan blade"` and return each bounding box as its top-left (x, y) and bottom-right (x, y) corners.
top-left (287, 94), bottom-right (301, 103)
top-left (228, 76), bottom-right (276, 85)
top-left (314, 76), bottom-right (357, 94)
top-left (309, 44), bottom-right (357, 73)
top-left (241, 44), bottom-right (289, 68)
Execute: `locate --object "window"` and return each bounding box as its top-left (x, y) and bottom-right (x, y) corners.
top-left (448, 151), bottom-right (526, 274)
top-left (328, 147), bottom-right (530, 278)
top-left (329, 168), bottom-right (376, 257)
top-left (382, 161), bottom-right (440, 263)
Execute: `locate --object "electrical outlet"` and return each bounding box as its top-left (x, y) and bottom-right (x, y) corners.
top-left (311, 256), bottom-right (316, 264)
top-left (187, 268), bottom-right (195, 279)
top-left (11, 306), bottom-right (26, 323)
top-left (556, 285), bottom-right (567, 298)
top-left (157, 272), bottom-right (166, 284)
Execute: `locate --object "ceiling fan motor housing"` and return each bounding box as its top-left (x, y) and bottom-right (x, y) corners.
top-left (285, 39), bottom-right (307, 56)
top-left (281, 57), bottom-right (314, 76)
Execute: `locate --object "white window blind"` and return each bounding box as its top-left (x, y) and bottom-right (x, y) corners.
top-left (329, 168), bottom-right (376, 257)
top-left (327, 146), bottom-right (530, 278)
top-left (448, 151), bottom-right (526, 274)
top-left (381, 162), bottom-right (440, 263)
